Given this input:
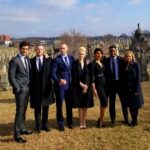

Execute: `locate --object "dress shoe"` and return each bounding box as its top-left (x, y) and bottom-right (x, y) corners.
top-left (58, 126), bottom-right (65, 131)
top-left (36, 128), bottom-right (41, 134)
top-left (67, 124), bottom-right (73, 129)
top-left (42, 127), bottom-right (51, 132)
top-left (122, 120), bottom-right (129, 125)
top-left (20, 130), bottom-right (33, 135)
top-left (129, 121), bottom-right (138, 127)
top-left (14, 137), bottom-right (27, 143)
top-left (110, 120), bottom-right (115, 128)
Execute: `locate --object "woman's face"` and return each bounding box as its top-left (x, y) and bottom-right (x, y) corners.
top-left (125, 53), bottom-right (133, 62)
top-left (79, 51), bottom-right (86, 60)
top-left (95, 51), bottom-right (102, 60)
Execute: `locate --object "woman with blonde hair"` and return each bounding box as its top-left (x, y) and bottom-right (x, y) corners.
top-left (72, 47), bottom-right (94, 129)
top-left (124, 50), bottom-right (144, 127)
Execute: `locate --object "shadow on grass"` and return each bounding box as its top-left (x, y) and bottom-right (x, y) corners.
top-left (0, 138), bottom-right (14, 143)
top-left (143, 127), bottom-right (150, 133)
top-left (0, 98), bottom-right (15, 104)
top-left (0, 117), bottom-right (127, 138)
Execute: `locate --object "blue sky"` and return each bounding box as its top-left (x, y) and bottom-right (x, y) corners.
top-left (0, 0), bottom-right (149, 37)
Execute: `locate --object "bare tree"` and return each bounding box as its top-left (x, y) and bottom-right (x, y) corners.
top-left (60, 29), bottom-right (88, 57)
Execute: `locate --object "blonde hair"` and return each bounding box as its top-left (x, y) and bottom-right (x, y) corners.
top-left (124, 50), bottom-right (137, 62)
top-left (78, 47), bottom-right (87, 55)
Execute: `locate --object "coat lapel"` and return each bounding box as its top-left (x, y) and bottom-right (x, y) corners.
top-left (60, 55), bottom-right (67, 68)
top-left (17, 54), bottom-right (27, 74)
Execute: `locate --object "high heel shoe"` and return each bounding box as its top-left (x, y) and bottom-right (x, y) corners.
top-left (97, 118), bottom-right (105, 128)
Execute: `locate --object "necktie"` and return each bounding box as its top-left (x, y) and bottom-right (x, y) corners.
top-left (24, 57), bottom-right (29, 70)
top-left (64, 56), bottom-right (69, 68)
top-left (38, 58), bottom-right (42, 71)
top-left (112, 58), bottom-right (116, 79)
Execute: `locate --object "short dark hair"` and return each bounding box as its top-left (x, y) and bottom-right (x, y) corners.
top-left (94, 48), bottom-right (103, 55)
top-left (19, 41), bottom-right (30, 49)
top-left (109, 45), bottom-right (116, 50)
top-left (35, 43), bottom-right (44, 48)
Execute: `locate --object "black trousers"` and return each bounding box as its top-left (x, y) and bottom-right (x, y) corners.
top-left (108, 81), bottom-right (128, 123)
top-left (14, 92), bottom-right (29, 138)
top-left (34, 105), bottom-right (49, 129)
top-left (55, 89), bottom-right (73, 127)
top-left (129, 106), bottom-right (139, 124)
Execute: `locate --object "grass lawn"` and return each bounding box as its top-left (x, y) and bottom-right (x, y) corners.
top-left (0, 82), bottom-right (150, 150)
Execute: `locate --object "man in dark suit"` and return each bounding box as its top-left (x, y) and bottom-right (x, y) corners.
top-left (51, 44), bottom-right (74, 131)
top-left (30, 44), bottom-right (55, 133)
top-left (104, 45), bottom-right (128, 126)
top-left (8, 41), bottom-right (33, 143)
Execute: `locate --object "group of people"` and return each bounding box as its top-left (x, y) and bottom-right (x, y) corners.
top-left (8, 41), bottom-right (144, 143)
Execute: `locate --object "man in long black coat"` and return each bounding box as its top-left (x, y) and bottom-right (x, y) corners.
top-left (30, 44), bottom-right (55, 133)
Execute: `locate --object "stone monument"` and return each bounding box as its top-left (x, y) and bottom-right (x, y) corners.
top-left (130, 23), bottom-right (150, 81)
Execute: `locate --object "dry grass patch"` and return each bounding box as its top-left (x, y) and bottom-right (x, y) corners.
top-left (0, 81), bottom-right (150, 150)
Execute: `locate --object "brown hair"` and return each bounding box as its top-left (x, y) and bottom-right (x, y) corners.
top-left (19, 41), bottom-right (30, 49)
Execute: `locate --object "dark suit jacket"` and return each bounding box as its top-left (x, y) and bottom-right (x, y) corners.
top-left (8, 54), bottom-right (30, 94)
top-left (30, 57), bottom-right (55, 108)
top-left (51, 55), bottom-right (74, 90)
top-left (125, 61), bottom-right (144, 108)
top-left (103, 56), bottom-right (125, 84)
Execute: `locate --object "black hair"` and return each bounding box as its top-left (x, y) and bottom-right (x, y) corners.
top-left (109, 45), bottom-right (116, 50)
top-left (94, 48), bottom-right (103, 55)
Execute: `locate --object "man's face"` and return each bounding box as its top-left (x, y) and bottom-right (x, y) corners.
top-left (60, 44), bottom-right (68, 55)
top-left (110, 48), bottom-right (117, 57)
top-left (20, 46), bottom-right (29, 56)
top-left (35, 46), bottom-right (44, 57)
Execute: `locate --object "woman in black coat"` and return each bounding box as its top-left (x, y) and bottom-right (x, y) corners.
top-left (124, 50), bottom-right (144, 127)
top-left (92, 48), bottom-right (108, 127)
top-left (72, 47), bottom-right (94, 129)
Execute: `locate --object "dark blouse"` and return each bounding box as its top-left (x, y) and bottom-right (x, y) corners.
top-left (92, 60), bottom-right (106, 87)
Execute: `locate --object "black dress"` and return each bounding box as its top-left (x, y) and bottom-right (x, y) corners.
top-left (92, 60), bottom-right (108, 107)
top-left (72, 59), bottom-right (94, 108)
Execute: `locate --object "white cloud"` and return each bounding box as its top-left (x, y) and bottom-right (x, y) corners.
top-left (84, 2), bottom-right (114, 13)
top-left (34, 0), bottom-right (78, 9)
top-left (98, 2), bottom-right (114, 13)
top-left (84, 3), bottom-right (96, 9)
top-left (0, 9), bottom-right (41, 23)
top-left (129, 0), bottom-right (144, 5)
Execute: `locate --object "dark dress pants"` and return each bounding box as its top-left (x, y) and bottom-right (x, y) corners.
top-left (55, 89), bottom-right (73, 127)
top-left (109, 81), bottom-right (128, 123)
top-left (14, 92), bottom-right (29, 138)
top-left (34, 105), bottom-right (49, 129)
